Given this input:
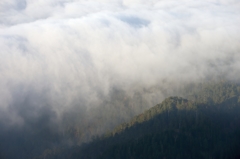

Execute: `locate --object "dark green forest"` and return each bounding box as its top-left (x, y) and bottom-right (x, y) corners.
top-left (33, 82), bottom-right (240, 159)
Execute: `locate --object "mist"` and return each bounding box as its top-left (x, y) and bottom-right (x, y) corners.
top-left (0, 0), bottom-right (240, 157)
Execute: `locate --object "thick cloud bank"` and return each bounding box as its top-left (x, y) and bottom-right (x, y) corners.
top-left (0, 0), bottom-right (240, 141)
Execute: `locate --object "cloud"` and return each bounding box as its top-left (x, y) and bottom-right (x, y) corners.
top-left (0, 0), bottom-right (240, 146)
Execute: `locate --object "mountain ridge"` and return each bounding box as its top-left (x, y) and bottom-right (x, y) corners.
top-left (33, 82), bottom-right (240, 159)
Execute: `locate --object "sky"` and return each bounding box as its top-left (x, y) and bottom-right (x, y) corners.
top-left (0, 0), bottom-right (240, 141)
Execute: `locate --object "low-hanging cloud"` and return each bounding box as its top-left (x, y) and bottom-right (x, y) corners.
top-left (0, 0), bottom-right (240, 146)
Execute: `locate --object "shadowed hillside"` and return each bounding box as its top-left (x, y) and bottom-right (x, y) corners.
top-left (37, 82), bottom-right (240, 159)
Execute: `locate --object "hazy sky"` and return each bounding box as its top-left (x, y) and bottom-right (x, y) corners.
top-left (0, 0), bottom-right (240, 130)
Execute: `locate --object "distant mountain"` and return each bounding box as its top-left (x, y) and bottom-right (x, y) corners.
top-left (38, 82), bottom-right (240, 159)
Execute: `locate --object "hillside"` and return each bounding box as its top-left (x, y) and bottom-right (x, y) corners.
top-left (37, 82), bottom-right (240, 159)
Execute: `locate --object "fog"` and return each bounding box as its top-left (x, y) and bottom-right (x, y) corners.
top-left (0, 0), bottom-right (240, 157)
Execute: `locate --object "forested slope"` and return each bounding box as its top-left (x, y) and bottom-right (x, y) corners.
top-left (38, 82), bottom-right (240, 159)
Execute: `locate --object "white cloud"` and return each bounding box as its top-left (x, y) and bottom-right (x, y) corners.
top-left (0, 0), bottom-right (240, 133)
